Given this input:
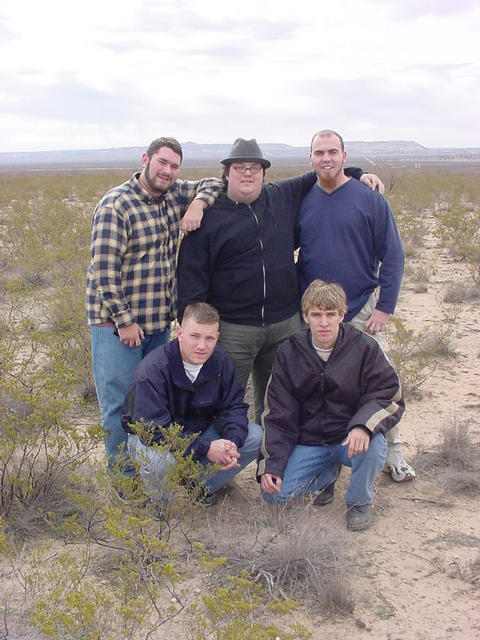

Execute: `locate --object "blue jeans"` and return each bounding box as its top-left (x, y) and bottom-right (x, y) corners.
top-left (262, 433), bottom-right (387, 506)
top-left (127, 422), bottom-right (263, 503)
top-left (90, 325), bottom-right (170, 476)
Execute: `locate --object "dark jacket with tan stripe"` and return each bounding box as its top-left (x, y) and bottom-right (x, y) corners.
top-left (257, 324), bottom-right (404, 479)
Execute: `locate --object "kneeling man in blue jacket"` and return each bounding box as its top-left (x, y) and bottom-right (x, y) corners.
top-left (122, 302), bottom-right (262, 506)
top-left (257, 280), bottom-right (404, 530)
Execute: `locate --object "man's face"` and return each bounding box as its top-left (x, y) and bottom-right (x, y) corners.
top-left (303, 306), bottom-right (344, 349)
top-left (177, 317), bottom-right (219, 365)
top-left (140, 146), bottom-right (181, 196)
top-left (310, 134), bottom-right (346, 184)
top-left (225, 162), bottom-right (264, 204)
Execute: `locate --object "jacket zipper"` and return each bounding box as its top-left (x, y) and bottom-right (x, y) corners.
top-left (248, 204), bottom-right (266, 326)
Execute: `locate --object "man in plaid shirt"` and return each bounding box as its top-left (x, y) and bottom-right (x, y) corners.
top-left (86, 137), bottom-right (223, 475)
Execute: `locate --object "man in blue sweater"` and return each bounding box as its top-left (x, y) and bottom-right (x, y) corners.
top-left (296, 129), bottom-right (415, 483)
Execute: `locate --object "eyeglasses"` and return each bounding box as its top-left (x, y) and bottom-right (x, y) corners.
top-left (231, 163), bottom-right (263, 175)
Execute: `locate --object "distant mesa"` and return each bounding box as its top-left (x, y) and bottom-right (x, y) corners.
top-left (1, 141), bottom-right (480, 169)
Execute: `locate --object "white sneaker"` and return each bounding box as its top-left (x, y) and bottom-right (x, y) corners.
top-left (390, 460), bottom-right (416, 482)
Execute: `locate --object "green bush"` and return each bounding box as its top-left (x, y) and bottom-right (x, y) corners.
top-left (435, 204), bottom-right (480, 283)
top-left (386, 314), bottom-right (455, 399)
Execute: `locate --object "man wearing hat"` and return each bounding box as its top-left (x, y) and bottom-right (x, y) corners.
top-left (177, 138), bottom-right (378, 423)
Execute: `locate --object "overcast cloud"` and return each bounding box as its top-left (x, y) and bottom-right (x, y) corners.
top-left (0, 0), bottom-right (479, 152)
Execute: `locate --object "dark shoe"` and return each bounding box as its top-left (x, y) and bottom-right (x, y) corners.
top-left (198, 491), bottom-right (218, 507)
top-left (346, 504), bottom-right (372, 531)
top-left (182, 477), bottom-right (218, 507)
top-left (313, 481), bottom-right (335, 506)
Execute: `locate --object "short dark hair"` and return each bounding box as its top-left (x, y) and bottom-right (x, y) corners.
top-left (182, 302), bottom-right (220, 326)
top-left (146, 137), bottom-right (183, 162)
top-left (310, 129), bottom-right (345, 152)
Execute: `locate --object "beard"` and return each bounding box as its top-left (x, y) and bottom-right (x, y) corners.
top-left (143, 159), bottom-right (170, 195)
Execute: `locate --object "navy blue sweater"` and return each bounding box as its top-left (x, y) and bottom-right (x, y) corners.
top-left (296, 179), bottom-right (404, 321)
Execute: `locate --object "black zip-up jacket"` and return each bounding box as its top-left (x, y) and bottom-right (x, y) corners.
top-left (177, 169), bottom-right (363, 326)
top-left (257, 324), bottom-right (404, 479)
top-left (121, 339), bottom-right (249, 459)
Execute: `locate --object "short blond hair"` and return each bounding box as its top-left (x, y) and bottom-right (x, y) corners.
top-left (301, 280), bottom-right (347, 315)
top-left (182, 302), bottom-right (219, 326)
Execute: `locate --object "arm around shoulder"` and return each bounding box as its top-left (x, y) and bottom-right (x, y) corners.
top-left (177, 177), bottom-right (224, 210)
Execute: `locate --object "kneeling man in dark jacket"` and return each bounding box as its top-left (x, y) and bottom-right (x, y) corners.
top-left (122, 302), bottom-right (262, 507)
top-left (257, 280), bottom-right (404, 530)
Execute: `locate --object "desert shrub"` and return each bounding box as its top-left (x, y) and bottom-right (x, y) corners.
top-left (2, 196), bottom-right (86, 290)
top-left (460, 554), bottom-right (480, 587)
top-left (395, 207), bottom-right (430, 257)
top-left (32, 287), bottom-right (95, 401)
top-left (24, 543), bottom-right (183, 640)
top-left (444, 552), bottom-right (480, 588)
top-left (443, 283), bottom-right (480, 303)
top-left (12, 435), bottom-right (204, 639)
top-left (435, 204), bottom-right (480, 283)
top-left (12, 435), bottom-right (311, 640)
top-left (384, 170), bottom-right (480, 263)
top-left (386, 174), bottom-right (435, 213)
top-left (22, 549), bottom-right (310, 640)
top-left (1, 174), bottom-right (95, 400)
top-left (437, 420), bottom-right (478, 470)
top-left (419, 326), bottom-right (456, 359)
top-left (202, 500), bottom-right (354, 615)
top-left (413, 419), bottom-right (480, 495)
top-left (0, 316), bottom-right (102, 539)
top-left (404, 260), bottom-right (435, 293)
top-left (386, 316), bottom-right (455, 399)
top-left (58, 423), bottom-right (220, 546)
top-left (188, 571), bottom-right (311, 640)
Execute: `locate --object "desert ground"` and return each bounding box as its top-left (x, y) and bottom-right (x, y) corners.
top-left (1, 167), bottom-right (479, 639)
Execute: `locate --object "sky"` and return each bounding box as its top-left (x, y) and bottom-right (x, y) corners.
top-left (1, 0), bottom-right (479, 152)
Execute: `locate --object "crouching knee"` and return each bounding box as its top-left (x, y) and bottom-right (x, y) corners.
top-left (245, 422), bottom-right (263, 451)
top-left (261, 491), bottom-right (291, 505)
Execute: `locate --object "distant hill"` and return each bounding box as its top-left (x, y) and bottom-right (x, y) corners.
top-left (1, 140), bottom-right (480, 169)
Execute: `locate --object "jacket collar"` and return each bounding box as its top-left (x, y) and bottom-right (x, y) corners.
top-left (291, 324), bottom-right (348, 365)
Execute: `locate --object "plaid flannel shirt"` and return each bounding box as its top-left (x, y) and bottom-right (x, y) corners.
top-left (85, 172), bottom-right (223, 334)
